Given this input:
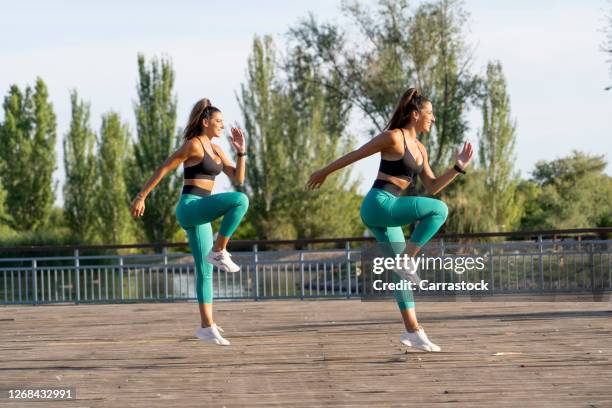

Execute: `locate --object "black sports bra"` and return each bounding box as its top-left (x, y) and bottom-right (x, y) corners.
top-left (378, 129), bottom-right (424, 180)
top-left (183, 137), bottom-right (223, 180)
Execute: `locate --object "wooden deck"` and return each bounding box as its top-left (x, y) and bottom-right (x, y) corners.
top-left (1, 298), bottom-right (611, 407)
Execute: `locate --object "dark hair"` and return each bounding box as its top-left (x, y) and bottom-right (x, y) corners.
top-left (384, 88), bottom-right (430, 131)
top-left (183, 98), bottom-right (221, 140)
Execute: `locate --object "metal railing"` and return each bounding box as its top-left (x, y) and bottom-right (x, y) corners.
top-left (1, 229), bottom-right (611, 304)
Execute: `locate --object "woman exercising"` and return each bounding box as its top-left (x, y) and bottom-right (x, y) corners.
top-left (307, 88), bottom-right (473, 351)
top-left (130, 98), bottom-right (249, 346)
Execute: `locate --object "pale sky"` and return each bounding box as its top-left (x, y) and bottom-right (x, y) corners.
top-left (1, 0), bottom-right (610, 205)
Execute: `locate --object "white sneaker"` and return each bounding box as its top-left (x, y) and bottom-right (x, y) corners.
top-left (393, 256), bottom-right (421, 285)
top-left (195, 324), bottom-right (230, 346)
top-left (206, 249), bottom-right (240, 273)
top-left (400, 327), bottom-right (441, 352)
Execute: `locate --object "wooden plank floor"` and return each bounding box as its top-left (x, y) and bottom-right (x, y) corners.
top-left (1, 298), bottom-right (611, 407)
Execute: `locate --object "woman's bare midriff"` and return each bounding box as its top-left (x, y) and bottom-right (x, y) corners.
top-left (184, 178), bottom-right (215, 192)
top-left (376, 172), bottom-right (412, 190)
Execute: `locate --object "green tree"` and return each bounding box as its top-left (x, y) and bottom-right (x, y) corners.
top-left (526, 152), bottom-right (612, 229)
top-left (477, 61), bottom-right (522, 231)
top-left (515, 179), bottom-right (545, 231)
top-left (0, 180), bottom-right (6, 222)
top-left (0, 78), bottom-right (56, 231)
top-left (284, 36), bottom-right (363, 239)
top-left (126, 54), bottom-right (181, 243)
top-left (63, 91), bottom-right (98, 241)
top-left (442, 169), bottom-right (495, 234)
top-left (97, 112), bottom-right (134, 244)
top-left (238, 36), bottom-right (362, 240)
top-left (237, 36), bottom-right (289, 239)
top-left (0, 180), bottom-right (9, 235)
top-left (288, 0), bottom-right (480, 172)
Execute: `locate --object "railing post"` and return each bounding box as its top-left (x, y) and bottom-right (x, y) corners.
top-left (300, 252), bottom-right (305, 300)
top-left (488, 243), bottom-right (494, 295)
top-left (163, 247), bottom-right (169, 300)
top-left (538, 235), bottom-right (544, 293)
top-left (589, 242), bottom-right (595, 291)
top-left (32, 259), bottom-right (37, 305)
top-left (440, 238), bottom-right (446, 284)
top-left (74, 250), bottom-right (80, 304)
top-left (253, 244), bottom-right (258, 301)
top-left (119, 255), bottom-right (124, 301)
top-left (345, 241), bottom-right (351, 299)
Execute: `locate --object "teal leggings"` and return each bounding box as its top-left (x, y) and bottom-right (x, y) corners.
top-left (175, 192), bottom-right (249, 304)
top-left (360, 188), bottom-right (448, 310)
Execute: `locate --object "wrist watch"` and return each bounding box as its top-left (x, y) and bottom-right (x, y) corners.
top-left (453, 164), bottom-right (466, 174)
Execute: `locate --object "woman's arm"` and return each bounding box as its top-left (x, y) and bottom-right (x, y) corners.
top-left (307, 131), bottom-right (396, 189)
top-left (129, 140), bottom-right (194, 218)
top-left (216, 127), bottom-right (246, 185)
top-left (418, 141), bottom-right (473, 195)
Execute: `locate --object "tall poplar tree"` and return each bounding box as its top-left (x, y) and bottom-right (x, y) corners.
top-left (97, 112), bottom-right (133, 244)
top-left (63, 91), bottom-right (98, 241)
top-left (126, 54), bottom-right (181, 243)
top-left (477, 61), bottom-right (522, 230)
top-left (238, 36), bottom-right (362, 240)
top-left (0, 78), bottom-right (56, 231)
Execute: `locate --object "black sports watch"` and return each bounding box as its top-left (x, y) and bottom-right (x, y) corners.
top-left (453, 164), bottom-right (466, 174)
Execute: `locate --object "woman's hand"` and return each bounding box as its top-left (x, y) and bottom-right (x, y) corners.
top-left (130, 194), bottom-right (146, 218)
top-left (229, 127), bottom-right (246, 154)
top-left (455, 141), bottom-right (474, 170)
top-left (307, 169), bottom-right (329, 190)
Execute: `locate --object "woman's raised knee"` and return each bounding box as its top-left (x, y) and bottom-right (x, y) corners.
top-left (236, 192), bottom-right (249, 208)
top-left (435, 200), bottom-right (448, 221)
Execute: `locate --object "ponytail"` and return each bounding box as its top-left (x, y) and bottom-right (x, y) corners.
top-left (384, 88), bottom-right (430, 131)
top-left (183, 98), bottom-right (221, 140)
